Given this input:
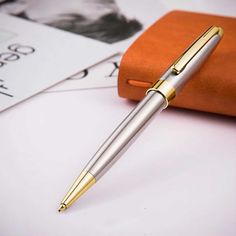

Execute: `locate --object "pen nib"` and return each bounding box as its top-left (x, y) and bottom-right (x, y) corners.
top-left (58, 171), bottom-right (96, 212)
top-left (58, 203), bottom-right (66, 213)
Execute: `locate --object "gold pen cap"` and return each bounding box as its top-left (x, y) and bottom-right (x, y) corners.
top-left (172, 26), bottom-right (223, 74)
top-left (147, 26), bottom-right (223, 104)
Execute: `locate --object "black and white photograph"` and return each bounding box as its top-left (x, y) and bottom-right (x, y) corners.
top-left (0, 0), bottom-right (144, 44)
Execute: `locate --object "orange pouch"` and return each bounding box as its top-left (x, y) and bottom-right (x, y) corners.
top-left (118, 11), bottom-right (236, 117)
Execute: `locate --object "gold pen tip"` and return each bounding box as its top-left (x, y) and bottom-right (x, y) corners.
top-left (58, 203), bottom-right (67, 213)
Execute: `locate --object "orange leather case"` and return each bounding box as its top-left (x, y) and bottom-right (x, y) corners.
top-left (118, 11), bottom-right (236, 117)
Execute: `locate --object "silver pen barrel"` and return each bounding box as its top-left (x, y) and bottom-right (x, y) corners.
top-left (85, 91), bottom-right (167, 179)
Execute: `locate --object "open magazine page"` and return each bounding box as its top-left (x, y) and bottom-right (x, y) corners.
top-left (0, 0), bottom-right (167, 92)
top-left (0, 13), bottom-right (115, 112)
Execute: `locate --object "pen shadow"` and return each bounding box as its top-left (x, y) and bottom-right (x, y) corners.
top-left (126, 99), bottom-right (236, 126)
top-left (166, 106), bottom-right (236, 126)
top-left (69, 165), bottom-right (159, 212)
top-left (70, 150), bottom-right (192, 212)
top-left (68, 107), bottom-right (236, 212)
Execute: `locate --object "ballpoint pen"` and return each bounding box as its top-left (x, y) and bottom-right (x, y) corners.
top-left (58, 25), bottom-right (223, 212)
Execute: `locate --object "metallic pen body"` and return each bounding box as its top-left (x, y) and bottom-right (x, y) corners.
top-left (85, 91), bottom-right (166, 179)
top-left (59, 26), bottom-right (223, 212)
top-left (84, 33), bottom-right (221, 180)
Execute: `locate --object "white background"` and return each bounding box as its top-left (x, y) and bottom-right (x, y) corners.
top-left (0, 1), bottom-right (236, 236)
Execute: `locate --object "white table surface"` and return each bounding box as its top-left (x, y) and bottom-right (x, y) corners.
top-left (0, 1), bottom-right (236, 236)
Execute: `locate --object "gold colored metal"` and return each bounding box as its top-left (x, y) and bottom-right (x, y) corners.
top-left (147, 79), bottom-right (176, 106)
top-left (58, 203), bottom-right (66, 212)
top-left (58, 171), bottom-right (96, 212)
top-left (172, 26), bottom-right (223, 74)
